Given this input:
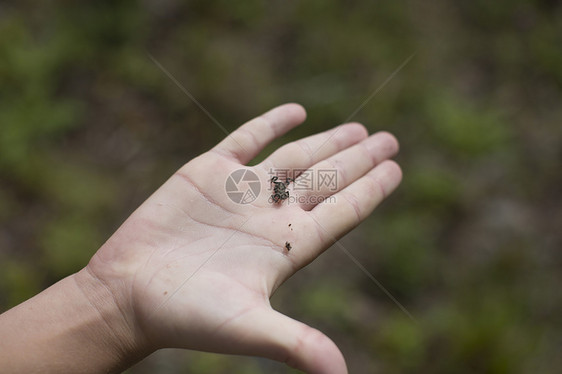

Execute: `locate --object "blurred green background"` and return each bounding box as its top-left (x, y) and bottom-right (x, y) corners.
top-left (1, 1), bottom-right (561, 373)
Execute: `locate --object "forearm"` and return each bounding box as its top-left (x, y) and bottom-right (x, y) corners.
top-left (0, 268), bottom-right (149, 374)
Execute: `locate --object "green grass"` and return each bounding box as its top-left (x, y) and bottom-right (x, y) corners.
top-left (1, 1), bottom-right (561, 372)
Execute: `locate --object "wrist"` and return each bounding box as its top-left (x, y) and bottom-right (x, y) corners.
top-left (0, 267), bottom-right (152, 373)
top-left (72, 267), bottom-right (153, 370)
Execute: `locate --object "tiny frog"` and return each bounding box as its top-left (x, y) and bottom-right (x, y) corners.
top-left (270, 176), bottom-right (293, 203)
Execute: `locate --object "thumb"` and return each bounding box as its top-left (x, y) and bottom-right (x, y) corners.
top-left (239, 308), bottom-right (348, 374)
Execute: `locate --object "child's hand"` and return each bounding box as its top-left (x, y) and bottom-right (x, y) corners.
top-left (82, 103), bottom-right (401, 373)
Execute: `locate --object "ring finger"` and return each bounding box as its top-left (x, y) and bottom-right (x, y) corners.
top-left (293, 131), bottom-right (399, 210)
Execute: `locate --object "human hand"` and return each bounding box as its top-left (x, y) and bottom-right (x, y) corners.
top-left (84, 103), bottom-right (402, 373)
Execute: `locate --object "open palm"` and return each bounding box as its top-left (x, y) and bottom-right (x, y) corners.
top-left (87, 104), bottom-right (401, 374)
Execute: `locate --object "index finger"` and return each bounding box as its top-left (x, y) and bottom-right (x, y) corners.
top-left (211, 103), bottom-right (307, 164)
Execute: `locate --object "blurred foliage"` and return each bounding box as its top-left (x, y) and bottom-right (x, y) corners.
top-left (1, 0), bottom-right (561, 373)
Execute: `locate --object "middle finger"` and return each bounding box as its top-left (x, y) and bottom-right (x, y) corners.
top-left (292, 131), bottom-right (399, 210)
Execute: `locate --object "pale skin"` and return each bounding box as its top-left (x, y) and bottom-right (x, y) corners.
top-left (0, 103), bottom-right (402, 373)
